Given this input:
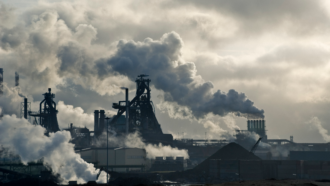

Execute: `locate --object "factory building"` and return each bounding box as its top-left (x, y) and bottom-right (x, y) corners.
top-left (290, 151), bottom-right (330, 161)
top-left (76, 148), bottom-right (146, 172)
top-left (150, 157), bottom-right (185, 172)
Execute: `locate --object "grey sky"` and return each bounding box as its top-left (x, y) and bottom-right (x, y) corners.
top-left (1, 0), bottom-right (330, 143)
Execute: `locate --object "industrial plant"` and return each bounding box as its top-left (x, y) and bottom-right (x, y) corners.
top-left (1, 69), bottom-right (330, 185)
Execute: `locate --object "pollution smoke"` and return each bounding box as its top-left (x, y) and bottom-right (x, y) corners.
top-left (94, 32), bottom-right (264, 119)
top-left (0, 83), bottom-right (23, 115)
top-left (0, 114), bottom-right (107, 184)
top-left (309, 117), bottom-right (330, 142)
top-left (1, 2), bottom-right (263, 120)
top-left (96, 131), bottom-right (189, 159)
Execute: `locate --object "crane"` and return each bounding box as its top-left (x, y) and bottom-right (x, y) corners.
top-left (250, 137), bottom-right (262, 154)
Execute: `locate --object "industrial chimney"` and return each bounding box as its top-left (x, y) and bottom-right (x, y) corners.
top-left (94, 110), bottom-right (99, 133)
top-left (99, 110), bottom-right (105, 133)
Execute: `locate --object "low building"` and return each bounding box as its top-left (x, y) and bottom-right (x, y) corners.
top-left (150, 157), bottom-right (185, 172)
top-left (76, 147), bottom-right (146, 172)
top-left (290, 151), bottom-right (330, 161)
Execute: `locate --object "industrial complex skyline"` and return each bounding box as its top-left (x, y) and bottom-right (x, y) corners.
top-left (1, 0), bottom-right (330, 143)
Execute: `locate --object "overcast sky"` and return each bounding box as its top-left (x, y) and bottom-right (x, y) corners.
top-left (1, 0), bottom-right (330, 143)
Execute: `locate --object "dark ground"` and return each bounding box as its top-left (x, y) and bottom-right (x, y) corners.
top-left (1, 179), bottom-right (330, 186)
top-left (210, 179), bottom-right (330, 186)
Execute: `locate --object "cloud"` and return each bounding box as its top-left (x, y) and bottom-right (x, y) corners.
top-left (1, 0), bottom-right (330, 143)
top-left (169, 0), bottom-right (330, 37)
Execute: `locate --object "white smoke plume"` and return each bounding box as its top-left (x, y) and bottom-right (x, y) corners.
top-left (202, 120), bottom-right (234, 140)
top-left (0, 1), bottom-right (264, 121)
top-left (94, 32), bottom-right (264, 119)
top-left (0, 83), bottom-right (24, 115)
top-left (57, 101), bottom-right (94, 129)
top-left (309, 116), bottom-right (330, 142)
top-left (0, 114), bottom-right (107, 184)
top-left (56, 101), bottom-right (117, 130)
top-left (97, 131), bottom-right (189, 159)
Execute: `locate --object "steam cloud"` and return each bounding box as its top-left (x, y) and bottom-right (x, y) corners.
top-left (0, 2), bottom-right (264, 120)
top-left (309, 117), bottom-right (330, 142)
top-left (93, 32), bottom-right (264, 119)
top-left (0, 115), bottom-right (107, 184)
top-left (97, 131), bottom-right (189, 159)
top-left (0, 83), bottom-right (24, 115)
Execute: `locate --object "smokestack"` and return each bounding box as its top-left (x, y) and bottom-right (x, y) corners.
top-left (99, 110), bottom-right (105, 132)
top-left (24, 98), bottom-right (28, 119)
top-left (94, 110), bottom-right (99, 133)
top-left (15, 72), bottom-right (19, 87)
top-left (0, 68), bottom-right (3, 95)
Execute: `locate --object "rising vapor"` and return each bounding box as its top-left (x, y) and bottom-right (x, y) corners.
top-left (0, 115), bottom-right (107, 184)
top-left (96, 131), bottom-right (189, 159)
top-left (93, 32), bottom-right (264, 119)
top-left (309, 117), bottom-right (330, 142)
top-left (0, 2), bottom-right (263, 121)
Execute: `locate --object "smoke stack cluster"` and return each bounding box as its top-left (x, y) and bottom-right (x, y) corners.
top-left (94, 110), bottom-right (105, 135)
top-left (247, 119), bottom-right (265, 130)
top-left (247, 119), bottom-right (267, 141)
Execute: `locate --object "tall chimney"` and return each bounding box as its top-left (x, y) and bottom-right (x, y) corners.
top-left (24, 98), bottom-right (28, 119)
top-left (94, 110), bottom-right (99, 133)
top-left (15, 72), bottom-right (19, 87)
top-left (99, 110), bottom-right (105, 133)
top-left (0, 68), bottom-right (3, 95)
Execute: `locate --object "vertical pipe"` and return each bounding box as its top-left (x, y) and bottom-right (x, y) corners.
top-left (257, 120), bottom-right (260, 129)
top-left (99, 110), bottom-right (105, 133)
top-left (262, 120), bottom-right (265, 130)
top-left (24, 98), bottom-right (28, 119)
top-left (126, 88), bottom-right (129, 134)
top-left (94, 110), bottom-right (99, 134)
top-left (107, 119), bottom-right (109, 184)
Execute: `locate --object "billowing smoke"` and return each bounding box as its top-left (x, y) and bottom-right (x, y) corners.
top-left (57, 101), bottom-right (94, 129)
top-left (94, 32), bottom-right (264, 119)
top-left (309, 117), bottom-right (330, 142)
top-left (0, 115), bottom-right (107, 184)
top-left (0, 1), bottom-right (263, 121)
top-left (0, 83), bottom-right (23, 115)
top-left (202, 120), bottom-right (235, 140)
top-left (97, 132), bottom-right (189, 159)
